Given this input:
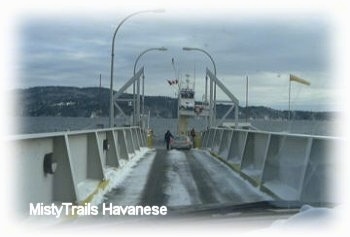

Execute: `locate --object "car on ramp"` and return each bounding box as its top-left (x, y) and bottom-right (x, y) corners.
top-left (170, 135), bottom-right (193, 150)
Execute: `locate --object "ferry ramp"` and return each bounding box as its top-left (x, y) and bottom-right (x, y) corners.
top-left (9, 126), bottom-right (340, 218)
top-left (102, 148), bottom-right (271, 208)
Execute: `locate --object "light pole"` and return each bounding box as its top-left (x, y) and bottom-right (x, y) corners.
top-left (288, 74), bottom-right (310, 120)
top-left (133, 47), bottom-right (167, 126)
top-left (182, 47), bottom-right (216, 75)
top-left (133, 47), bottom-right (168, 75)
top-left (246, 75), bottom-right (249, 123)
top-left (182, 47), bottom-right (217, 126)
top-left (109, 9), bottom-right (165, 128)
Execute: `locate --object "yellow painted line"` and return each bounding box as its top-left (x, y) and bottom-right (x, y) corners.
top-left (61, 179), bottom-right (111, 221)
top-left (81, 179), bottom-right (110, 205)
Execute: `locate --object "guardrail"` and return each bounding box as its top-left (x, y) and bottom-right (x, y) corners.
top-left (8, 126), bottom-right (147, 213)
top-left (202, 127), bottom-right (342, 205)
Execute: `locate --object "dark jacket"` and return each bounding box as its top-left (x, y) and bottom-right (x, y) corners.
top-left (164, 131), bottom-right (173, 143)
top-left (190, 129), bottom-right (196, 137)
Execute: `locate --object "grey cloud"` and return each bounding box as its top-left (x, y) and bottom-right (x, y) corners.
top-left (17, 13), bottom-right (332, 110)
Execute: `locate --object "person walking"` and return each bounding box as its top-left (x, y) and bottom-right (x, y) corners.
top-left (190, 128), bottom-right (196, 148)
top-left (164, 130), bottom-right (174, 150)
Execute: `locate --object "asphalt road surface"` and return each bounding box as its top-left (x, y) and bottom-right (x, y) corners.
top-left (102, 149), bottom-right (272, 208)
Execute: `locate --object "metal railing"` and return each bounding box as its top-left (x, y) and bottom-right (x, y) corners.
top-left (8, 126), bottom-right (147, 213)
top-left (202, 127), bottom-right (342, 205)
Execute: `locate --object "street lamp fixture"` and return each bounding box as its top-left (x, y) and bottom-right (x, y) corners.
top-left (151, 9), bottom-right (166, 13)
top-left (133, 47), bottom-right (167, 75)
top-left (182, 47), bottom-right (216, 76)
top-left (132, 47), bottom-right (168, 126)
top-left (183, 47), bottom-right (217, 126)
top-left (109, 9), bottom-right (165, 128)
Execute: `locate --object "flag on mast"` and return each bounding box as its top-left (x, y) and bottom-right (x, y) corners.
top-left (290, 74), bottom-right (310, 86)
top-left (167, 80), bottom-right (179, 86)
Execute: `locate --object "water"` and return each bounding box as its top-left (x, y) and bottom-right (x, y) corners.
top-left (13, 116), bottom-right (339, 138)
top-left (16, 116), bottom-right (111, 134)
top-left (249, 119), bottom-right (339, 137)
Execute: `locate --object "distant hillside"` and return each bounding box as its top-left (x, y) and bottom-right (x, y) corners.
top-left (11, 86), bottom-right (335, 120)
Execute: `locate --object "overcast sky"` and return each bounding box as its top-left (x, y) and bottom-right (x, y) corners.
top-left (15, 8), bottom-right (339, 111)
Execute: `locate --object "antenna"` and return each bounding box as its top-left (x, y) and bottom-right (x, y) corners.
top-left (99, 73), bottom-right (102, 115)
top-left (193, 63), bottom-right (196, 91)
top-left (185, 74), bottom-right (190, 89)
top-left (171, 57), bottom-right (179, 81)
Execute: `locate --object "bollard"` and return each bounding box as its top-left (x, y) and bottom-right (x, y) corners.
top-left (147, 129), bottom-right (153, 148)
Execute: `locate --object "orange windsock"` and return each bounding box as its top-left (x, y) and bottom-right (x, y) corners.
top-left (290, 74), bottom-right (310, 86)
